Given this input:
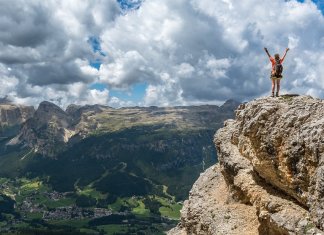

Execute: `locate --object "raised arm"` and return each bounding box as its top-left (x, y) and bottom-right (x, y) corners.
top-left (281, 48), bottom-right (289, 63)
top-left (264, 47), bottom-right (271, 58)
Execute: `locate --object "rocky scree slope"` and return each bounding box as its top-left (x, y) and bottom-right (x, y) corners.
top-left (169, 95), bottom-right (324, 235)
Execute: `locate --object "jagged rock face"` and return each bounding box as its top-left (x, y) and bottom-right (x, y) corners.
top-left (0, 104), bottom-right (34, 136)
top-left (168, 165), bottom-right (260, 235)
top-left (231, 95), bottom-right (324, 231)
top-left (170, 95), bottom-right (324, 235)
top-left (66, 104), bottom-right (107, 125)
top-left (14, 101), bottom-right (74, 156)
top-left (34, 101), bottom-right (72, 128)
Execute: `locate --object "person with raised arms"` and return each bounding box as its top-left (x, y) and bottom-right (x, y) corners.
top-left (264, 47), bottom-right (289, 97)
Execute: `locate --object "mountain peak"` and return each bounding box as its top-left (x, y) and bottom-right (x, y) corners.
top-left (37, 101), bottom-right (66, 114)
top-left (12, 101), bottom-right (74, 156)
top-left (219, 99), bottom-right (240, 111)
top-left (34, 101), bottom-right (71, 124)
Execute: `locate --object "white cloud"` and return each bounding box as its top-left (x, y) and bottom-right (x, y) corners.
top-left (8, 82), bottom-right (109, 108)
top-left (99, 50), bottom-right (157, 89)
top-left (0, 0), bottom-right (324, 108)
top-left (176, 63), bottom-right (195, 78)
top-left (0, 64), bottom-right (19, 98)
top-left (204, 56), bottom-right (231, 78)
top-left (143, 74), bottom-right (184, 107)
top-left (288, 35), bottom-right (300, 49)
top-left (84, 89), bottom-right (109, 105)
top-left (108, 96), bottom-right (135, 108)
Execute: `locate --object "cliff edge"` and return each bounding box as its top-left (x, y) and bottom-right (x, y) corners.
top-left (169, 95), bottom-right (324, 235)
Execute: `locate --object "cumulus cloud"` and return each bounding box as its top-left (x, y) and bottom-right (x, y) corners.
top-left (99, 50), bottom-right (158, 89)
top-left (98, 0), bottom-right (324, 105)
top-left (0, 64), bottom-right (19, 98)
top-left (9, 82), bottom-right (109, 108)
top-left (143, 73), bottom-right (184, 106)
top-left (0, 0), bottom-right (323, 107)
top-left (0, 0), bottom-right (119, 107)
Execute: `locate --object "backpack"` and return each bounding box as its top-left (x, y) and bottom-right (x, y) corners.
top-left (274, 59), bottom-right (283, 77)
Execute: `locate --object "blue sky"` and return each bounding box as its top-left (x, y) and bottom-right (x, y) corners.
top-left (90, 82), bottom-right (146, 103)
top-left (88, 0), bottom-right (147, 105)
top-left (1, 0), bottom-right (324, 107)
top-left (298, 0), bottom-right (324, 13)
top-left (87, 31), bottom-right (147, 104)
top-left (117, 0), bottom-right (143, 11)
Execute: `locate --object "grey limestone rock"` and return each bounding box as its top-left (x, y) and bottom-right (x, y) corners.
top-left (169, 95), bottom-right (324, 235)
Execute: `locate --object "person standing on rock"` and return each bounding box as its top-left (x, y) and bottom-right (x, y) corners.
top-left (264, 47), bottom-right (289, 97)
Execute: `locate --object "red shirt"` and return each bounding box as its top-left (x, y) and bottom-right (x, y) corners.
top-left (269, 57), bottom-right (284, 75)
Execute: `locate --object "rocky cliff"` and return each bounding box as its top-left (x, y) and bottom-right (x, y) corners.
top-left (0, 103), bottom-right (34, 137)
top-left (169, 95), bottom-right (324, 235)
top-left (8, 101), bottom-right (75, 156)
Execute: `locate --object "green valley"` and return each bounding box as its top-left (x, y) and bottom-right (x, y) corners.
top-left (0, 100), bottom-right (239, 234)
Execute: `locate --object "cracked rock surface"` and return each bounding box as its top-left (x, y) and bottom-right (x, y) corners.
top-left (169, 95), bottom-right (324, 235)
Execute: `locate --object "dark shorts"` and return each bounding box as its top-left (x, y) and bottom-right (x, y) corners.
top-left (270, 74), bottom-right (282, 80)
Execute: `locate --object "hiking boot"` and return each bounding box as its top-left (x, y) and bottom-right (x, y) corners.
top-left (271, 92), bottom-right (274, 97)
top-left (276, 92), bottom-right (279, 97)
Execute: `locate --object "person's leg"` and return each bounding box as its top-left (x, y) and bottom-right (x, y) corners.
top-left (276, 79), bottom-right (281, 96)
top-left (271, 78), bottom-right (275, 97)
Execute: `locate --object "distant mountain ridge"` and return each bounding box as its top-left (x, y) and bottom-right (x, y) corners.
top-left (5, 100), bottom-right (241, 157)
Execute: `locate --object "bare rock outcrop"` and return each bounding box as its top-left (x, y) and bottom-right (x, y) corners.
top-left (9, 101), bottom-right (74, 156)
top-left (0, 103), bottom-right (34, 136)
top-left (169, 95), bottom-right (324, 234)
top-left (168, 164), bottom-right (260, 235)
